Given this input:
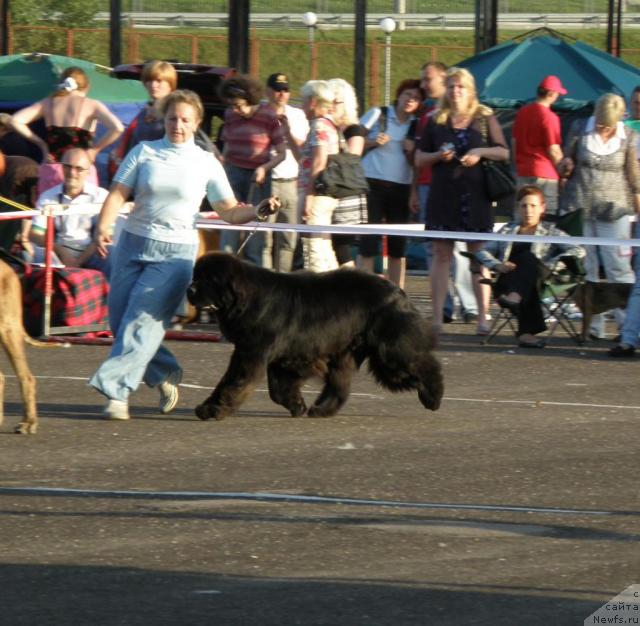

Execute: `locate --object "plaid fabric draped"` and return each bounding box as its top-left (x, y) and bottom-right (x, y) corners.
top-left (23, 267), bottom-right (108, 336)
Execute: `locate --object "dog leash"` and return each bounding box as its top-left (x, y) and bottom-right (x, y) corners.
top-left (236, 182), bottom-right (264, 257)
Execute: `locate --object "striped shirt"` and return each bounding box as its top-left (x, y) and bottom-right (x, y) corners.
top-left (222, 103), bottom-right (285, 169)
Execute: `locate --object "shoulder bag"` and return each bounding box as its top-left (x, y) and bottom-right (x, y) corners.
top-left (479, 116), bottom-right (516, 202)
top-left (314, 119), bottom-right (370, 199)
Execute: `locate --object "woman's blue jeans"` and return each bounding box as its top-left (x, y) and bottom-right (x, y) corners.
top-left (220, 164), bottom-right (270, 266)
top-left (90, 231), bottom-right (197, 402)
top-left (620, 265), bottom-right (640, 347)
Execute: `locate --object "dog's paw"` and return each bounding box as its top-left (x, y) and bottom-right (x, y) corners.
top-left (418, 388), bottom-right (442, 412)
top-left (288, 400), bottom-right (307, 417)
top-left (306, 405), bottom-right (336, 418)
top-left (195, 403), bottom-right (226, 421)
top-left (15, 421), bottom-right (37, 434)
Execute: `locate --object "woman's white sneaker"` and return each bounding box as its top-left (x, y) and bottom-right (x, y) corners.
top-left (104, 399), bottom-right (130, 420)
top-left (159, 368), bottom-right (183, 414)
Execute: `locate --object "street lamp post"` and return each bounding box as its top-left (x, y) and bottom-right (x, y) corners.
top-left (379, 17), bottom-right (396, 106)
top-left (302, 11), bottom-right (318, 79)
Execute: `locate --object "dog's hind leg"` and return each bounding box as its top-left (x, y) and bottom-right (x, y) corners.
top-left (366, 322), bottom-right (444, 411)
top-left (195, 349), bottom-right (265, 421)
top-left (0, 326), bottom-right (37, 434)
top-left (308, 353), bottom-right (356, 418)
top-left (267, 362), bottom-right (307, 417)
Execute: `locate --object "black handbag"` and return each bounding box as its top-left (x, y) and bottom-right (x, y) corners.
top-left (314, 119), bottom-right (369, 199)
top-left (480, 117), bottom-right (516, 201)
top-left (482, 159), bottom-right (517, 201)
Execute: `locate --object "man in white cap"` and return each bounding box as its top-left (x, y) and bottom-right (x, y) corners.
top-left (263, 72), bottom-right (309, 271)
top-left (512, 75), bottom-right (567, 220)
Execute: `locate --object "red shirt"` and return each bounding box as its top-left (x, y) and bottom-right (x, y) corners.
top-left (512, 102), bottom-right (561, 179)
top-left (222, 103), bottom-right (284, 169)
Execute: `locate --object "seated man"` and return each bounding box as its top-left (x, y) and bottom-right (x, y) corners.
top-left (475, 185), bottom-right (585, 348)
top-left (30, 148), bottom-right (110, 278)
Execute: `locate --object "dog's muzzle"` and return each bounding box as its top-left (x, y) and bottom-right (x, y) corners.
top-left (186, 283), bottom-right (218, 311)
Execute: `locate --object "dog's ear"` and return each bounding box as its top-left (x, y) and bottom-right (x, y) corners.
top-left (225, 256), bottom-right (251, 311)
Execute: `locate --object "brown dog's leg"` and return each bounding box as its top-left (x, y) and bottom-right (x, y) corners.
top-left (0, 369), bottom-right (4, 427)
top-left (573, 283), bottom-right (591, 343)
top-left (0, 327), bottom-right (37, 434)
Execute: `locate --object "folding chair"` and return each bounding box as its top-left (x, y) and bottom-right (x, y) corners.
top-left (462, 252), bottom-right (586, 346)
top-left (458, 250), bottom-right (519, 344)
top-left (538, 255), bottom-right (586, 345)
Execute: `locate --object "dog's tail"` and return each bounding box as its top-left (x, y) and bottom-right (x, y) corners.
top-left (365, 309), bottom-right (444, 411)
top-left (23, 333), bottom-right (65, 348)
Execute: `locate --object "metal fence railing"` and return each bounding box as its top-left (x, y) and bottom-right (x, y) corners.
top-left (91, 0), bottom-right (615, 15)
top-left (10, 24), bottom-right (640, 107)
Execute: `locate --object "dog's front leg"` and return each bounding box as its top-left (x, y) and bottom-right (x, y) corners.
top-left (267, 362), bottom-right (307, 417)
top-left (1, 328), bottom-right (38, 434)
top-left (195, 349), bottom-right (265, 421)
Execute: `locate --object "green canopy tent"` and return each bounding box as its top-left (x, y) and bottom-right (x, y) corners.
top-left (458, 32), bottom-right (640, 112)
top-left (0, 53), bottom-right (148, 185)
top-left (0, 52), bottom-right (147, 108)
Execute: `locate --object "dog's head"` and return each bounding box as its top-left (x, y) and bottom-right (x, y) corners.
top-left (187, 252), bottom-right (252, 316)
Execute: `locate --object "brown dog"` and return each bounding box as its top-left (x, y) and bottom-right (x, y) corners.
top-left (572, 281), bottom-right (632, 342)
top-left (0, 258), bottom-right (48, 434)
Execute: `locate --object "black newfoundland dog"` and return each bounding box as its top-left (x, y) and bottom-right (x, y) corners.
top-left (187, 253), bottom-right (443, 421)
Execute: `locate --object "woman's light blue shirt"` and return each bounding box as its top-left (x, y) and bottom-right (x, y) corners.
top-left (114, 136), bottom-right (234, 245)
top-left (360, 106), bottom-right (414, 185)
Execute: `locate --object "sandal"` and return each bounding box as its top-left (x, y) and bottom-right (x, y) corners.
top-left (476, 323), bottom-right (491, 336)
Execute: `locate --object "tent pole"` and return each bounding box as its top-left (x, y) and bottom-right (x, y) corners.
top-left (606, 0), bottom-right (614, 54)
top-left (0, 0), bottom-right (8, 56)
top-left (354, 0), bottom-right (367, 114)
top-left (615, 0), bottom-right (622, 58)
top-left (110, 0), bottom-right (122, 67)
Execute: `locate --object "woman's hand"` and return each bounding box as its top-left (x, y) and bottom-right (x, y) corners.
top-left (439, 145), bottom-right (456, 163)
top-left (94, 227), bottom-right (112, 258)
top-left (495, 261), bottom-right (516, 273)
top-left (558, 157), bottom-right (574, 178)
top-left (460, 148), bottom-right (482, 167)
top-left (375, 132), bottom-right (390, 147)
top-left (253, 165), bottom-right (267, 185)
top-left (255, 196), bottom-right (281, 221)
top-left (409, 187), bottom-right (419, 214)
top-left (302, 194), bottom-right (314, 222)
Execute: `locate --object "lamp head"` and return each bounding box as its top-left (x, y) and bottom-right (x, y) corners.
top-left (302, 11), bottom-right (318, 27)
top-left (379, 17), bottom-right (397, 35)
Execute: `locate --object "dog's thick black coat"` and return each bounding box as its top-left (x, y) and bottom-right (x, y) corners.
top-left (187, 253), bottom-right (443, 421)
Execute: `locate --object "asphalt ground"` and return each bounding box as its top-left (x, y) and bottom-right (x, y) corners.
top-left (1, 275), bottom-right (638, 626)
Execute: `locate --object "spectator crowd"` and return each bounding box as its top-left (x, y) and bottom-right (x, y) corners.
top-left (1, 56), bottom-right (640, 411)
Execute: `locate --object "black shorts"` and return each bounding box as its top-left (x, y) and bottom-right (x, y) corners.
top-left (359, 178), bottom-right (411, 258)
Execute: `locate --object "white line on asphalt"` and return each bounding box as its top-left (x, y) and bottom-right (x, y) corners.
top-left (0, 487), bottom-right (628, 517)
top-left (7, 376), bottom-right (640, 410)
top-left (445, 397), bottom-right (640, 410)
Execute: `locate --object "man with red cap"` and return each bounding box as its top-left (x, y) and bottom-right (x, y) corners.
top-left (512, 75), bottom-right (567, 220)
